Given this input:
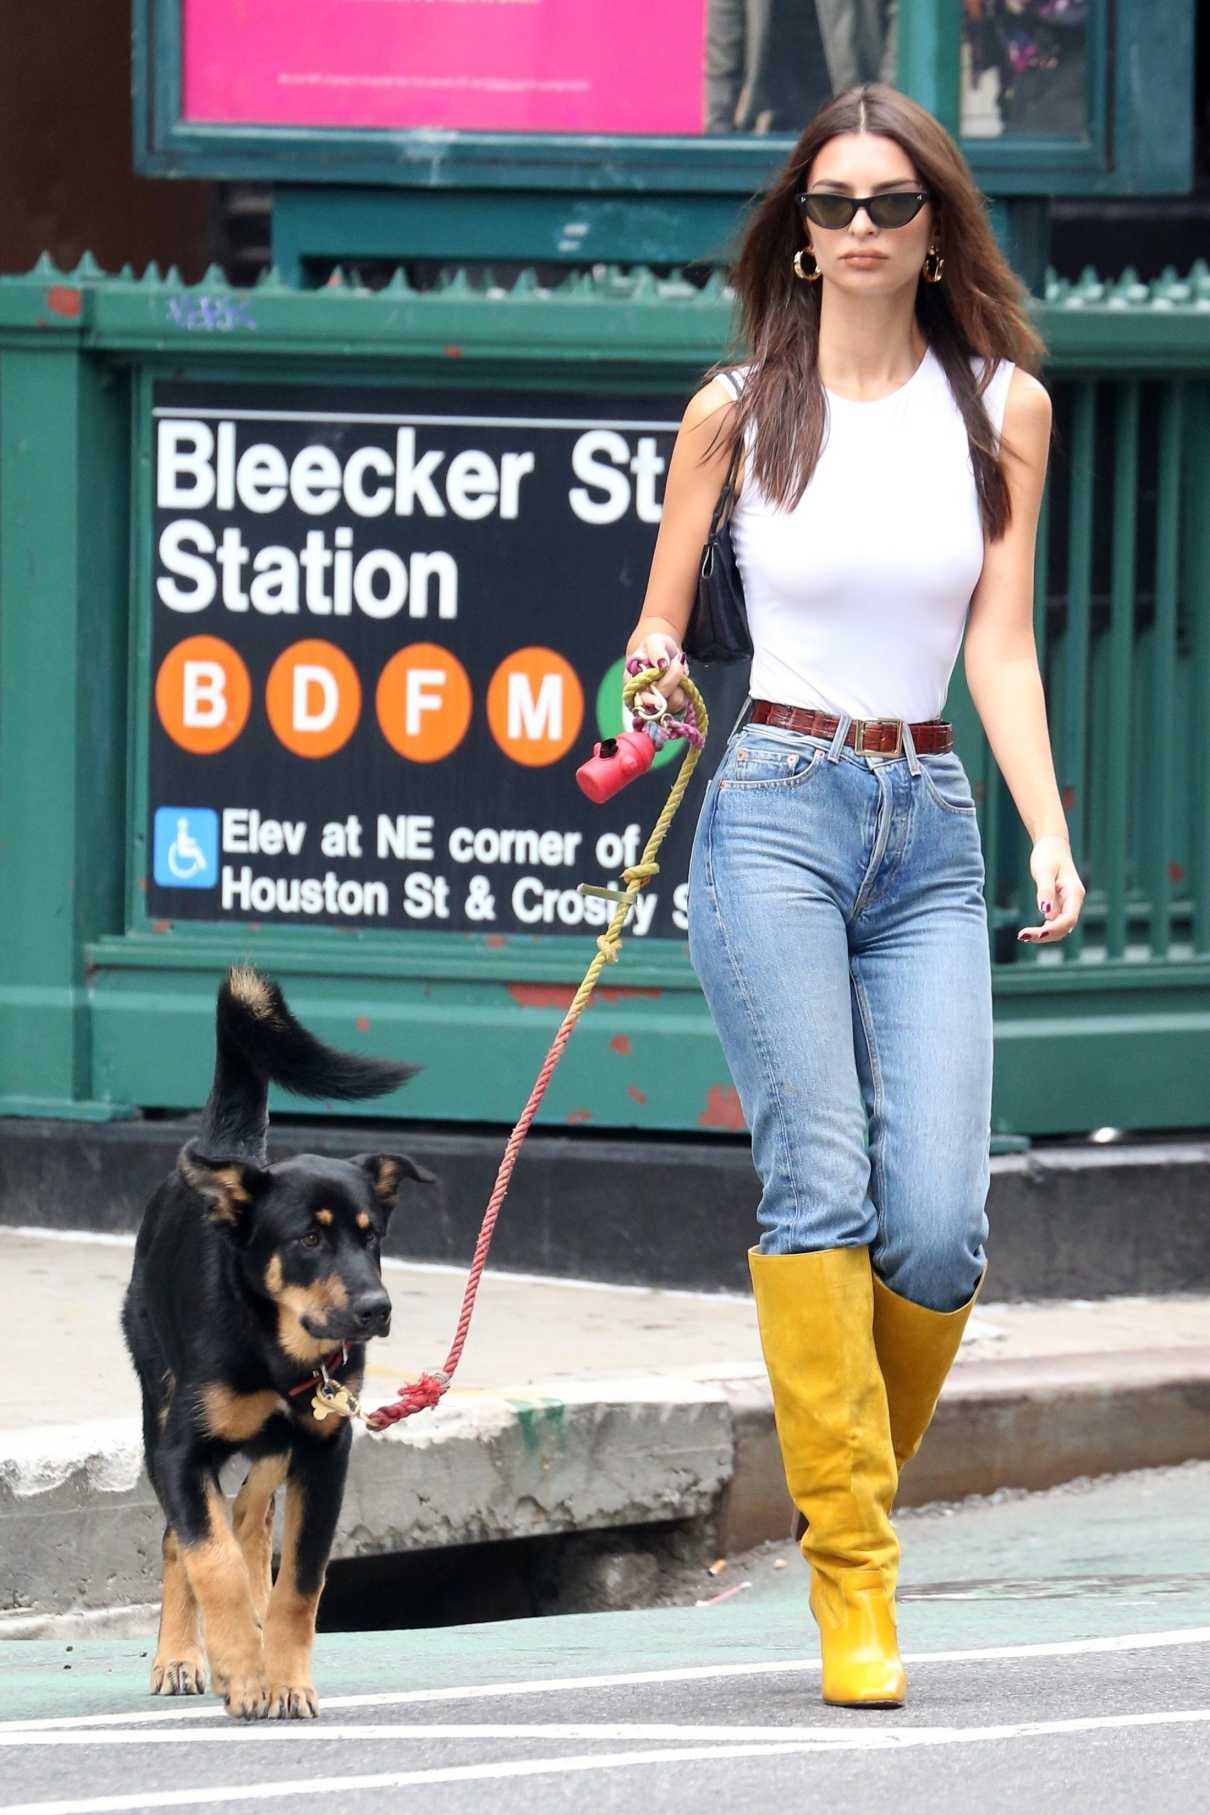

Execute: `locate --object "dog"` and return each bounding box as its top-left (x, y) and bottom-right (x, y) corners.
top-left (121, 964), bottom-right (435, 1720)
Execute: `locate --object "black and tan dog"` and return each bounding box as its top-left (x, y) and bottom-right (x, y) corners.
top-left (121, 964), bottom-right (435, 1720)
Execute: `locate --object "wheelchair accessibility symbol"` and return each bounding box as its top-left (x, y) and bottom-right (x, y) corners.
top-left (154, 808), bottom-right (218, 889)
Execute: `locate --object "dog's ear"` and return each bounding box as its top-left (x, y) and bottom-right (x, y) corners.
top-left (351, 1153), bottom-right (437, 1218)
top-left (177, 1142), bottom-right (269, 1228)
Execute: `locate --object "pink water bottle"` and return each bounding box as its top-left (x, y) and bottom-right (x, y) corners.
top-left (576, 731), bottom-right (655, 803)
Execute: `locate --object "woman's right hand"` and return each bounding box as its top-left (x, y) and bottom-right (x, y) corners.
top-left (626, 632), bottom-right (690, 721)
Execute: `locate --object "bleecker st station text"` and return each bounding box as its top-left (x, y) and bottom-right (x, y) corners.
top-left (155, 418), bottom-right (668, 618)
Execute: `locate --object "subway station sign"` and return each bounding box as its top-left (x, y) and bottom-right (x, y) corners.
top-left (146, 380), bottom-right (745, 941)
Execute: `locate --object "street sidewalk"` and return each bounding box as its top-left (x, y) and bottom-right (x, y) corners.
top-left (3, 1226), bottom-right (1209, 1627)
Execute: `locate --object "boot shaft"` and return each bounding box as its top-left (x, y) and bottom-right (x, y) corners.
top-left (748, 1244), bottom-right (899, 1582)
top-left (872, 1263), bottom-right (988, 1474)
top-left (748, 1243), bottom-right (905, 1707)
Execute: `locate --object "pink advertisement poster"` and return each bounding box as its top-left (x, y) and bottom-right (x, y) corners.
top-left (182, 0), bottom-right (709, 135)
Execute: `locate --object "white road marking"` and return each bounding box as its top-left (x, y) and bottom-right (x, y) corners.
top-left (2, 1626), bottom-right (1208, 1735)
top-left (0, 1723), bottom-right (909, 1746)
top-left (5, 1711), bottom-right (1210, 1813)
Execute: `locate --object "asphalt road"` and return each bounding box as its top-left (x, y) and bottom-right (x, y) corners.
top-left (3, 1461), bottom-right (1208, 1815)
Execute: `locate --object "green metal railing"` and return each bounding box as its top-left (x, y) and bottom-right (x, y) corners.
top-left (0, 255), bottom-right (1207, 1137)
top-left (982, 334), bottom-right (1210, 971)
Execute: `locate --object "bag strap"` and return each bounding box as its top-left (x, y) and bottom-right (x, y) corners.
top-left (710, 368), bottom-right (746, 533)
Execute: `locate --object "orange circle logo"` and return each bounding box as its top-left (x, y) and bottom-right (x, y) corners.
top-left (155, 635), bottom-right (251, 755)
top-left (375, 644), bottom-right (472, 763)
top-left (265, 640), bottom-right (361, 758)
top-left (486, 648), bottom-right (583, 767)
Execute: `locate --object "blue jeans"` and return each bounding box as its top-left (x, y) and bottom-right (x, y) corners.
top-left (687, 705), bottom-right (991, 1313)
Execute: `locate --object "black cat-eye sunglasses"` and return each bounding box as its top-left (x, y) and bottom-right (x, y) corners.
top-left (795, 189), bottom-right (932, 230)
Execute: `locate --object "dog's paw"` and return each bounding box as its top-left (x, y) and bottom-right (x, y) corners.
top-left (150, 1654), bottom-right (207, 1696)
top-left (267, 1681), bottom-right (319, 1720)
top-left (217, 1670), bottom-right (270, 1720)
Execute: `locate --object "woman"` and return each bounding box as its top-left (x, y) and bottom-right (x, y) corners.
top-left (625, 82), bottom-right (1085, 1710)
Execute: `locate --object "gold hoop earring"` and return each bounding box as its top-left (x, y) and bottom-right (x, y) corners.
top-left (793, 245), bottom-right (821, 282)
top-left (922, 244), bottom-right (944, 284)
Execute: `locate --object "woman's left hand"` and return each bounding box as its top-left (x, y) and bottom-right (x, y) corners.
top-left (1018, 836), bottom-right (1086, 944)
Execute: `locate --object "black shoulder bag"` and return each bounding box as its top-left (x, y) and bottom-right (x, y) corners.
top-left (682, 369), bottom-right (752, 665)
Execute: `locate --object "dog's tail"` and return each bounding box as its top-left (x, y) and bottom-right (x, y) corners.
top-left (195, 965), bottom-right (419, 1163)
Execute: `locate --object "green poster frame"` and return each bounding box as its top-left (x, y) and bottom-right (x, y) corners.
top-left (134, 0), bottom-right (1192, 200)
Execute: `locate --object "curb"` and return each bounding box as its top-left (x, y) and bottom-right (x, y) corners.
top-left (717, 1349), bottom-right (1210, 1550)
top-left (4, 1353), bottom-right (1210, 1623)
top-left (1, 1381), bottom-right (732, 1624)
top-left (5, 1116), bottom-right (1209, 1299)
top-left (914, 1348), bottom-right (1210, 1502)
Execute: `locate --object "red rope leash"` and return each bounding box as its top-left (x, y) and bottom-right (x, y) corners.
top-left (364, 998), bottom-right (587, 1431)
top-left (365, 660), bottom-right (708, 1435)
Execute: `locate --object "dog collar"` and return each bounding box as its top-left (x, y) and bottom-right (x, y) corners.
top-left (285, 1342), bottom-right (349, 1399)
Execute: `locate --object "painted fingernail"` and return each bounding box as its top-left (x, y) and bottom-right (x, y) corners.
top-left (1041, 900), bottom-right (1052, 913)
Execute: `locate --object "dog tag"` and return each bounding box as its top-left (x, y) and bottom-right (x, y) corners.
top-left (311, 1379), bottom-right (363, 1424)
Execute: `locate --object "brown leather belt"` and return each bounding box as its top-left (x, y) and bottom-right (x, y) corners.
top-left (750, 699), bottom-right (953, 755)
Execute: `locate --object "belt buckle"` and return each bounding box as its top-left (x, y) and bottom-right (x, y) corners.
top-left (853, 718), bottom-right (903, 757)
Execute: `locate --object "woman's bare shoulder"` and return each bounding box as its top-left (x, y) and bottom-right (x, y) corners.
top-left (972, 352), bottom-right (1049, 412)
top-left (1001, 364), bottom-right (1052, 453)
top-left (1004, 364), bottom-right (1052, 423)
top-left (684, 366), bottom-right (750, 430)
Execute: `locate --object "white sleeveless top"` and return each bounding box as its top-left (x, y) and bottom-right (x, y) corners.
top-left (728, 347), bottom-right (1016, 721)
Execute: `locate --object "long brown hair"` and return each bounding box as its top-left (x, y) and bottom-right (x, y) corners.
top-left (701, 83), bottom-right (1049, 543)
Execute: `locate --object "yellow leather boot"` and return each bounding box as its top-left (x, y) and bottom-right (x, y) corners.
top-left (748, 1244), bottom-right (906, 1709)
top-left (871, 1264), bottom-right (988, 1478)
